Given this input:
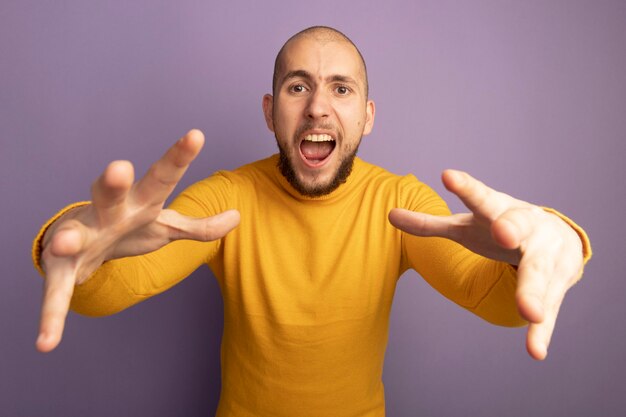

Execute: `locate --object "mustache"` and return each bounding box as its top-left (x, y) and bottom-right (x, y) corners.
top-left (294, 123), bottom-right (339, 141)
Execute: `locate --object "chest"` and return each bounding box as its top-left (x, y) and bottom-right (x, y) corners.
top-left (215, 192), bottom-right (403, 324)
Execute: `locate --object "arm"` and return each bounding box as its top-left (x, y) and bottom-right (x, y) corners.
top-left (389, 170), bottom-right (591, 360)
top-left (33, 130), bottom-right (240, 353)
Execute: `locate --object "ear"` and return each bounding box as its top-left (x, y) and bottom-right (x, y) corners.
top-left (262, 94), bottom-right (275, 132)
top-left (362, 99), bottom-right (376, 136)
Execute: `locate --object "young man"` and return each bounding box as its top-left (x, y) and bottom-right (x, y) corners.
top-left (34, 27), bottom-right (591, 416)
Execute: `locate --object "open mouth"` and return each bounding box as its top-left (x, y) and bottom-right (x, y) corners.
top-left (299, 134), bottom-right (336, 166)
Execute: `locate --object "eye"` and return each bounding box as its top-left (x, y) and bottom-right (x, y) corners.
top-left (335, 85), bottom-right (351, 95)
top-left (289, 84), bottom-right (308, 94)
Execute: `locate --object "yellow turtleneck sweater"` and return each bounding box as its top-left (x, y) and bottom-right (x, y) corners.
top-left (33, 155), bottom-right (591, 417)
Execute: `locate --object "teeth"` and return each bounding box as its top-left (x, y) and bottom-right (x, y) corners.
top-left (303, 134), bottom-right (334, 142)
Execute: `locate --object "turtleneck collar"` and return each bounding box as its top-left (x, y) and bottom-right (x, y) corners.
top-left (270, 154), bottom-right (366, 204)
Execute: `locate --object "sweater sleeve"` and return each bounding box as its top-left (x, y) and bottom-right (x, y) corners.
top-left (398, 175), bottom-right (592, 327)
top-left (31, 173), bottom-right (236, 317)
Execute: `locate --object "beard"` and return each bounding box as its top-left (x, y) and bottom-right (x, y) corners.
top-left (276, 139), bottom-right (360, 198)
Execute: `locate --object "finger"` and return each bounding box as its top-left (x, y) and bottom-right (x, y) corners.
top-left (491, 206), bottom-right (544, 250)
top-left (526, 323), bottom-right (549, 360)
top-left (133, 129), bottom-right (205, 205)
top-left (441, 170), bottom-right (509, 220)
top-left (491, 217), bottom-right (521, 250)
top-left (388, 208), bottom-right (460, 239)
top-left (525, 282), bottom-right (567, 360)
top-left (515, 248), bottom-right (554, 323)
top-left (91, 160), bottom-right (135, 213)
top-left (161, 209), bottom-right (241, 241)
top-left (496, 206), bottom-right (569, 321)
top-left (36, 263), bottom-right (77, 353)
top-left (48, 220), bottom-right (89, 257)
top-left (526, 305), bottom-right (560, 360)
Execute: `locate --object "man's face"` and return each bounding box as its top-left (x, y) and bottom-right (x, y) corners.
top-left (263, 36), bottom-right (375, 197)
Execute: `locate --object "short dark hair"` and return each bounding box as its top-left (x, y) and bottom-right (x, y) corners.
top-left (272, 26), bottom-right (369, 98)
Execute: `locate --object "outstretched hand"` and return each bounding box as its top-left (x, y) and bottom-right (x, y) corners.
top-left (388, 170), bottom-right (584, 360)
top-left (37, 130), bottom-right (240, 353)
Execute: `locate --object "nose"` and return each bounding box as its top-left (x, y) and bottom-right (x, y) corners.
top-left (305, 88), bottom-right (330, 120)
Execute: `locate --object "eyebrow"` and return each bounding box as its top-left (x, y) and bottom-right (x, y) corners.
top-left (281, 70), bottom-right (359, 88)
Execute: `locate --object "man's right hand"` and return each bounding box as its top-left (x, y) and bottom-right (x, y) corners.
top-left (36, 129), bottom-right (241, 353)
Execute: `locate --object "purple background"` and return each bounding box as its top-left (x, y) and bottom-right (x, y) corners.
top-left (1, 1), bottom-right (625, 416)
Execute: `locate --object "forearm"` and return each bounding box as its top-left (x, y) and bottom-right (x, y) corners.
top-left (69, 238), bottom-right (214, 316)
top-left (32, 201), bottom-right (218, 317)
top-left (463, 259), bottom-right (525, 327)
top-left (406, 235), bottom-right (526, 326)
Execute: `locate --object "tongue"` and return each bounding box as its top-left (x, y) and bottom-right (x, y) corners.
top-left (300, 141), bottom-right (334, 161)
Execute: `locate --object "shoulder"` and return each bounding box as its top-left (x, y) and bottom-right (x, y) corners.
top-left (217, 155), bottom-right (279, 187)
top-left (354, 158), bottom-right (450, 215)
top-left (169, 156), bottom-right (278, 216)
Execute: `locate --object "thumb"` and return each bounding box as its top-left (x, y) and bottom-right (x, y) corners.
top-left (164, 209), bottom-right (241, 242)
top-left (388, 208), bottom-right (458, 239)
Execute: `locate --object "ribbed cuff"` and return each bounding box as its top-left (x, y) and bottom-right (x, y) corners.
top-left (32, 201), bottom-right (92, 277)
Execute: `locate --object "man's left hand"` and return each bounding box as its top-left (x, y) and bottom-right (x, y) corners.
top-left (388, 170), bottom-right (584, 360)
